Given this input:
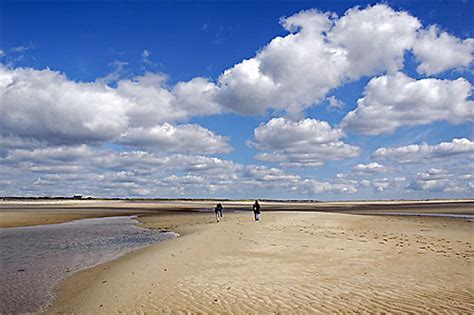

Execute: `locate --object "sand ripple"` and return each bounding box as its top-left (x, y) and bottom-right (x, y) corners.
top-left (48, 212), bottom-right (473, 314)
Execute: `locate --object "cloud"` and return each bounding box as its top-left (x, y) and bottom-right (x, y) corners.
top-left (1, 4), bottom-right (473, 199)
top-left (115, 73), bottom-right (220, 126)
top-left (372, 178), bottom-right (390, 192)
top-left (2, 145), bottom-right (94, 176)
top-left (353, 162), bottom-right (386, 175)
top-left (11, 42), bottom-right (35, 53)
top-left (3, 142), bottom-right (470, 198)
top-left (372, 138), bottom-right (474, 163)
top-left (413, 25), bottom-right (474, 75)
top-left (460, 174), bottom-right (473, 180)
top-left (0, 136), bottom-right (45, 154)
top-left (341, 72), bottom-right (473, 135)
top-left (244, 165), bottom-right (301, 183)
top-left (0, 144), bottom-right (361, 197)
top-left (0, 66), bottom-right (225, 153)
top-left (328, 4), bottom-right (420, 77)
top-left (408, 168), bottom-right (467, 193)
top-left (141, 49), bottom-right (151, 60)
top-left (2, 4), bottom-right (472, 148)
top-left (215, 4), bottom-right (422, 116)
top-left (171, 77), bottom-right (221, 117)
top-left (250, 117), bottom-right (359, 167)
top-left (139, 49), bottom-right (162, 70)
top-left (0, 66), bottom-right (130, 144)
top-left (96, 60), bottom-right (129, 84)
top-left (243, 165), bottom-right (357, 194)
top-left (118, 123), bottom-right (232, 154)
top-left (360, 179), bottom-right (371, 188)
top-left (0, 50), bottom-right (4, 58)
top-left (163, 174), bottom-right (204, 185)
top-left (2, 4), bottom-right (473, 136)
top-left (3, 145), bottom-right (93, 164)
top-left (299, 178), bottom-right (358, 194)
top-left (213, 4), bottom-right (471, 117)
top-left (90, 151), bottom-right (241, 175)
top-left (357, 177), bottom-right (406, 192)
top-left (327, 96), bottom-right (344, 110)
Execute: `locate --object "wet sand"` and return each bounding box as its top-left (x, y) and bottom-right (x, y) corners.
top-left (2, 200), bottom-right (473, 313)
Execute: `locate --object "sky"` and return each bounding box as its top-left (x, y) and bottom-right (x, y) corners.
top-left (0, 0), bottom-right (473, 200)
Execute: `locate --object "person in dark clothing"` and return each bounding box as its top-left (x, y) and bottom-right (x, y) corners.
top-left (215, 203), bottom-right (223, 222)
top-left (252, 200), bottom-right (261, 221)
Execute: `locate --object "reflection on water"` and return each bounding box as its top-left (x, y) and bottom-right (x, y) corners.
top-left (0, 216), bottom-right (177, 314)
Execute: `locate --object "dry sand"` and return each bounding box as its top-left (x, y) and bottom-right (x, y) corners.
top-left (46, 210), bottom-right (474, 313)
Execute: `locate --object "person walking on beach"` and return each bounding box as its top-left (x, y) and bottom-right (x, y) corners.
top-left (215, 203), bottom-right (223, 222)
top-left (253, 200), bottom-right (261, 221)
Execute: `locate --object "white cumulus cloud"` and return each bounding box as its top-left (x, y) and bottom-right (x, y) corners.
top-left (250, 117), bottom-right (359, 167)
top-left (353, 162), bottom-right (387, 175)
top-left (341, 72), bottom-right (473, 135)
top-left (328, 4), bottom-right (420, 77)
top-left (118, 123), bottom-right (232, 154)
top-left (372, 138), bottom-right (474, 163)
top-left (0, 66), bottom-right (130, 144)
top-left (413, 25), bottom-right (474, 75)
top-left (214, 4), bottom-right (472, 117)
top-left (0, 66), bottom-right (226, 154)
top-left (215, 4), bottom-right (424, 116)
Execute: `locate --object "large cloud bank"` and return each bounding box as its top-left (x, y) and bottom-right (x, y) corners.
top-left (1, 3), bottom-right (473, 198)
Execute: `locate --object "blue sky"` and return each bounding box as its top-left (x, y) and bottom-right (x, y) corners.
top-left (0, 0), bottom-right (473, 199)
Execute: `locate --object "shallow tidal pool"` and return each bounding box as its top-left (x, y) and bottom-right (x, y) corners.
top-left (0, 215), bottom-right (177, 313)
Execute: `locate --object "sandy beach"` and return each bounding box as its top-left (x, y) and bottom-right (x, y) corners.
top-left (1, 200), bottom-right (473, 313)
top-left (41, 204), bottom-right (473, 313)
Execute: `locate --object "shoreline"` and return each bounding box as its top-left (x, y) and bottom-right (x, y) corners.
top-left (47, 210), bottom-right (473, 313)
top-left (2, 199), bottom-right (473, 229)
top-left (0, 215), bottom-right (178, 314)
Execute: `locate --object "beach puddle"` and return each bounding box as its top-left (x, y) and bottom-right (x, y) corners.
top-left (0, 215), bottom-right (177, 314)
